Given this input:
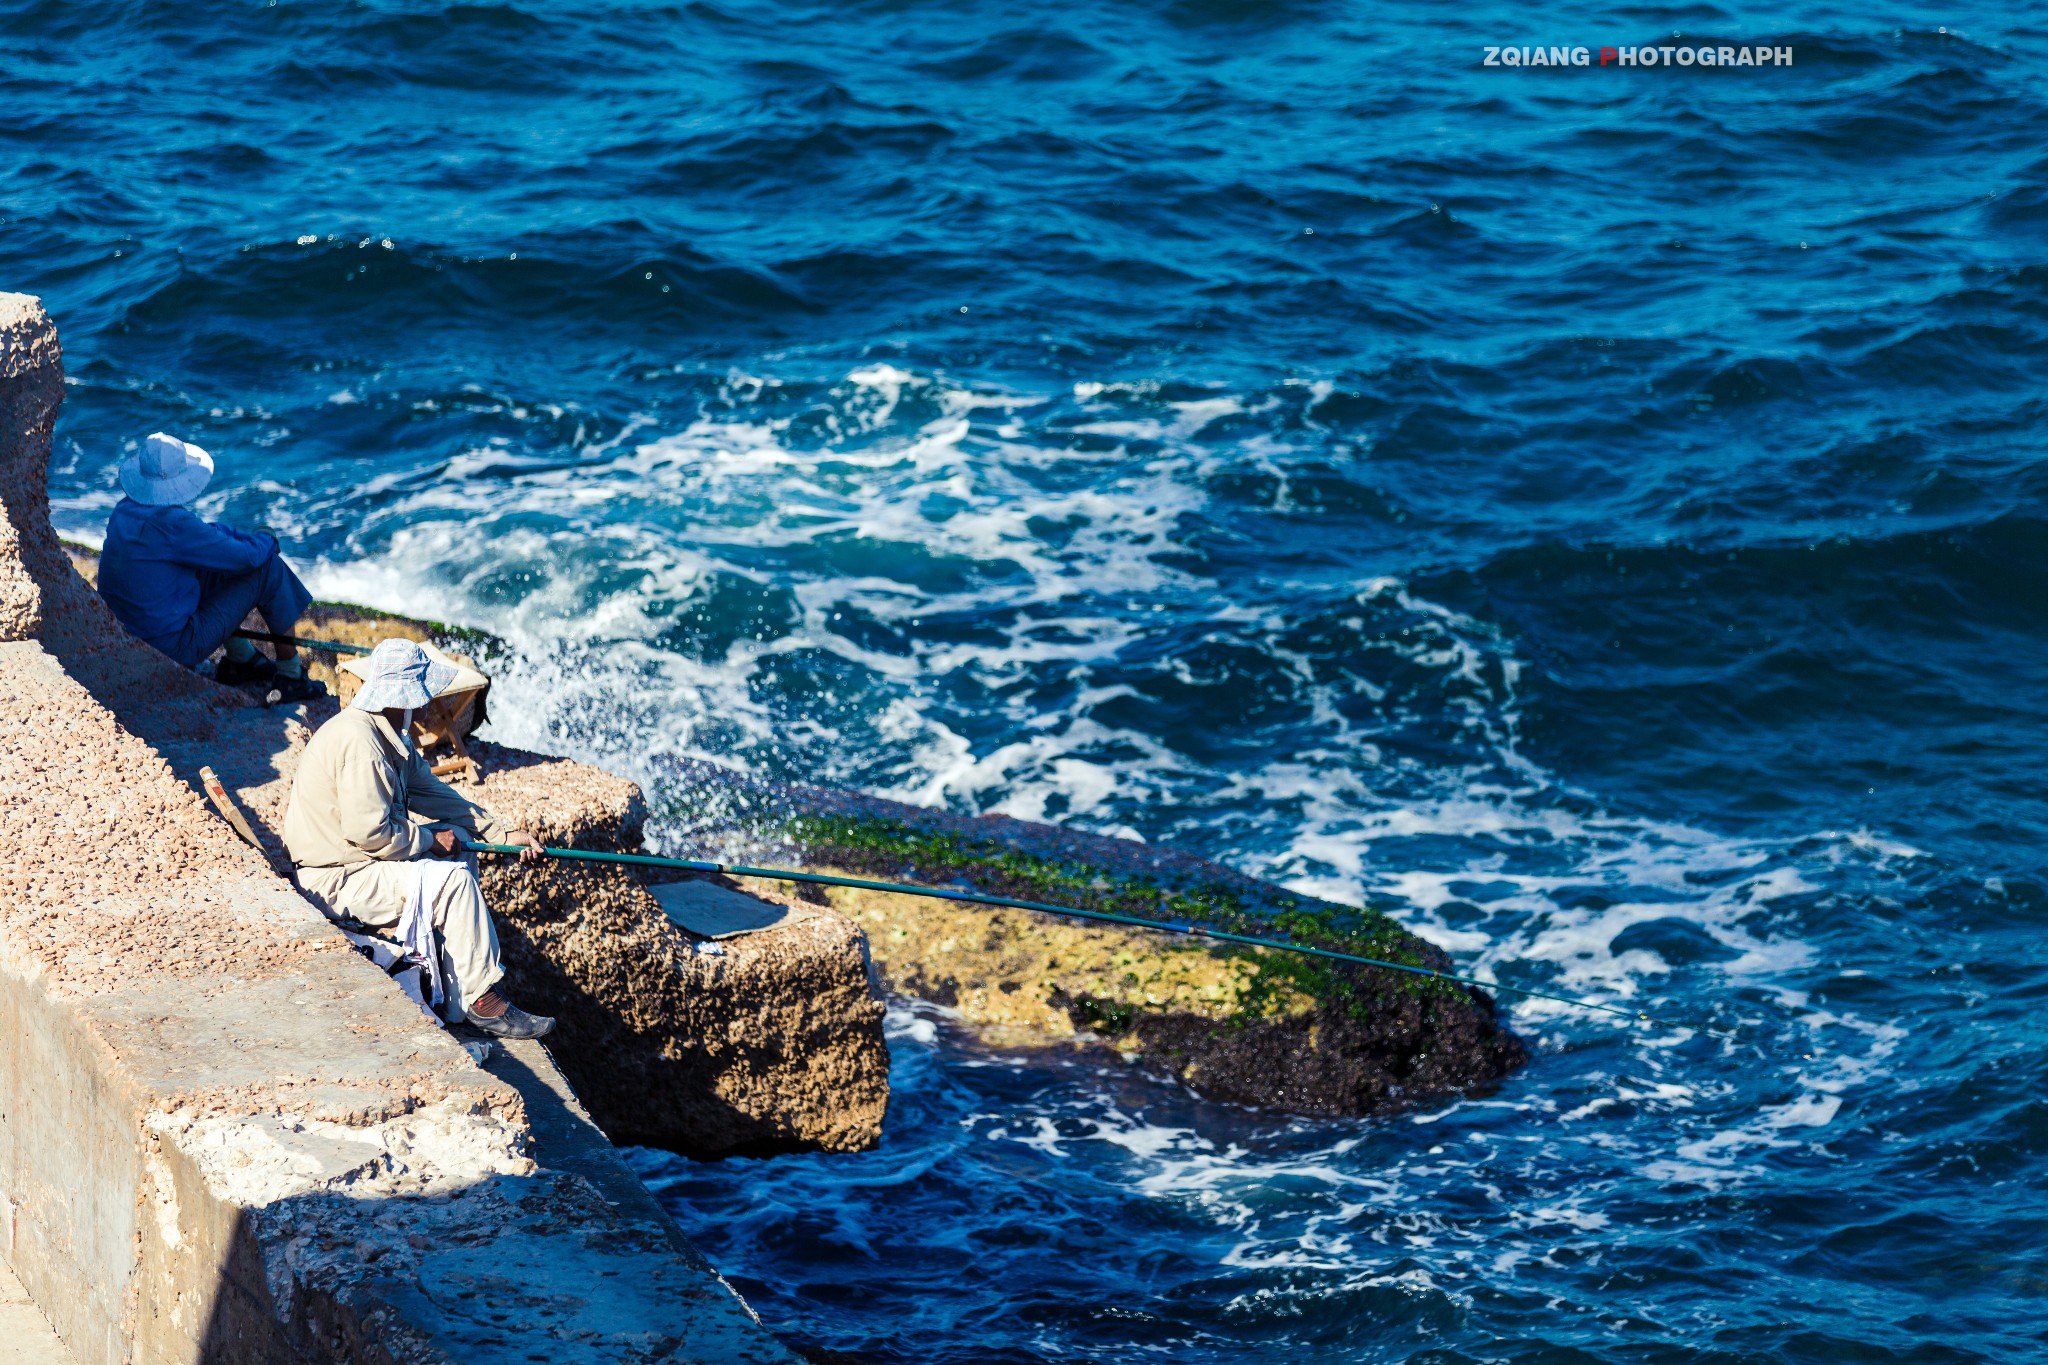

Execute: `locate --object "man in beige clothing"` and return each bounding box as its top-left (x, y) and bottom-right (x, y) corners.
top-left (282, 638), bottom-right (555, 1038)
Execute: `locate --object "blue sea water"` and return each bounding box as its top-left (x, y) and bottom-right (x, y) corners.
top-left (9, 1), bottom-right (2048, 1359)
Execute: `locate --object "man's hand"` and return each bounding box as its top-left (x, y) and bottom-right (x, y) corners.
top-left (432, 827), bottom-right (464, 858)
top-left (508, 829), bottom-right (547, 866)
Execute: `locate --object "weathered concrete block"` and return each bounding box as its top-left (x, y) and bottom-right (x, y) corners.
top-left (0, 292), bottom-right (64, 642)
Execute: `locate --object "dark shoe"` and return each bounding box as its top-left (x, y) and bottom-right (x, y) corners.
top-left (267, 673), bottom-right (328, 704)
top-left (215, 653), bottom-right (278, 686)
top-left (464, 1001), bottom-right (555, 1039)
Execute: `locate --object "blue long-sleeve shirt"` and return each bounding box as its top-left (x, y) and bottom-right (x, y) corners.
top-left (98, 498), bottom-right (278, 653)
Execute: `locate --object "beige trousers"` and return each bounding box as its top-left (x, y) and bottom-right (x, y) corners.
top-left (295, 851), bottom-right (505, 1022)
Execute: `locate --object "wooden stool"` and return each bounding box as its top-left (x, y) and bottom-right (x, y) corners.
top-left (334, 642), bottom-right (491, 785)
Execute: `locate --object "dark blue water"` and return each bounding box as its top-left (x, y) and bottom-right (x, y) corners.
top-left (10, 3), bottom-right (2048, 1359)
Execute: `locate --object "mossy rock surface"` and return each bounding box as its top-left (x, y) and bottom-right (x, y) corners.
top-left (653, 757), bottom-right (1529, 1118)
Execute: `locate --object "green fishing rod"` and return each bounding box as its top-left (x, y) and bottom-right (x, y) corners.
top-left (233, 627), bottom-right (375, 655)
top-left (464, 839), bottom-right (1738, 1040)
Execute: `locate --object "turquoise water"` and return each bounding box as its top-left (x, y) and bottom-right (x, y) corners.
top-left (9, 2), bottom-right (2048, 1359)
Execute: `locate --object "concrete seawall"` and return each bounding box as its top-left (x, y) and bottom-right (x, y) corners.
top-left (0, 292), bottom-right (799, 1361)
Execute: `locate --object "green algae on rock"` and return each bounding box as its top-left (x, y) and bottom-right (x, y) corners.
top-left (653, 758), bottom-right (1530, 1118)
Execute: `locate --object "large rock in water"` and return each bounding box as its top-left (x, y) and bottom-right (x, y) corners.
top-left (655, 760), bottom-right (1530, 1117)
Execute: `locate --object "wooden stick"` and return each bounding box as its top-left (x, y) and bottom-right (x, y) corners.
top-left (197, 766), bottom-right (264, 849)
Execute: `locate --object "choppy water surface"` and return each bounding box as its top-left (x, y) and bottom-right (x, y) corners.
top-left (10, 2), bottom-right (2048, 1359)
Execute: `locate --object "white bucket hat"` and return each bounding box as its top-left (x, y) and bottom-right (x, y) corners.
top-left (349, 639), bottom-right (459, 713)
top-left (119, 432), bottom-right (215, 506)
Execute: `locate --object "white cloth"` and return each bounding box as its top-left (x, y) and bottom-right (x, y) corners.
top-left (400, 857), bottom-right (469, 1012)
top-left (295, 853), bottom-right (505, 1022)
top-left (335, 924), bottom-right (439, 1024)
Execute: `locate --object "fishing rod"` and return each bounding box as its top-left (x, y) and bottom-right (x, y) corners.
top-left (233, 627), bottom-right (375, 655)
top-left (464, 840), bottom-right (1739, 1039)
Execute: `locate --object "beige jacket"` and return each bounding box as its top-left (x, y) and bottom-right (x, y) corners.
top-left (282, 708), bottom-right (506, 869)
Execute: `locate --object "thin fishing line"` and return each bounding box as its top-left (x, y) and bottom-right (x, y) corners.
top-left (466, 840), bottom-right (1739, 1039)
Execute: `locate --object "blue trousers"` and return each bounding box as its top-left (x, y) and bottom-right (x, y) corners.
top-left (162, 552), bottom-right (315, 669)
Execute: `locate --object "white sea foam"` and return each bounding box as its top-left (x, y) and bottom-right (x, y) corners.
top-left (883, 1000), bottom-right (943, 1048)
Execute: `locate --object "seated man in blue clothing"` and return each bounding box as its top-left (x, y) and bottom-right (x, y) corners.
top-left (97, 432), bottom-right (325, 702)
